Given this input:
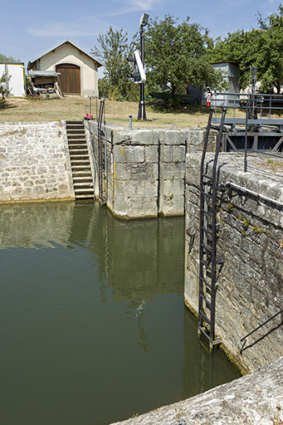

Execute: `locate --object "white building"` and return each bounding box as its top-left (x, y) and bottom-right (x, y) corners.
top-left (27, 40), bottom-right (102, 96)
top-left (0, 62), bottom-right (25, 97)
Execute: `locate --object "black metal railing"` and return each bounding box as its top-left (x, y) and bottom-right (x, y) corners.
top-left (211, 92), bottom-right (283, 128)
top-left (240, 309), bottom-right (283, 353)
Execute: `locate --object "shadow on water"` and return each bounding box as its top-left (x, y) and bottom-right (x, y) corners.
top-left (0, 201), bottom-right (241, 425)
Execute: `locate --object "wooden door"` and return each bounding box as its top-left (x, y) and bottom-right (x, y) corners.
top-left (56, 64), bottom-right (81, 94)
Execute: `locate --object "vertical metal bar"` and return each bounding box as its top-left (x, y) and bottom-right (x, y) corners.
top-left (209, 107), bottom-right (227, 348)
top-left (98, 100), bottom-right (104, 199)
top-left (138, 27), bottom-right (146, 120)
top-left (104, 120), bottom-right (107, 178)
top-left (244, 98), bottom-right (249, 172)
top-left (198, 108), bottom-right (214, 336)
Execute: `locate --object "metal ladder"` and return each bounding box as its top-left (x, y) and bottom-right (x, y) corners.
top-left (198, 107), bottom-right (227, 350)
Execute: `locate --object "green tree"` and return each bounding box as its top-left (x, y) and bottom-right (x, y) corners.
top-left (0, 53), bottom-right (21, 62)
top-left (144, 15), bottom-right (226, 102)
top-left (92, 27), bottom-right (139, 101)
top-left (210, 5), bottom-right (283, 92)
top-left (257, 6), bottom-right (283, 93)
top-left (0, 72), bottom-right (11, 99)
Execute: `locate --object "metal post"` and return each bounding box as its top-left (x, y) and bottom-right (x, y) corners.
top-left (244, 98), bottom-right (249, 172)
top-left (138, 24), bottom-right (146, 120)
top-left (129, 115), bottom-right (133, 130)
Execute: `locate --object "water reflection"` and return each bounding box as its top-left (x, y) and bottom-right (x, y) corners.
top-left (0, 202), bottom-right (74, 249)
top-left (0, 201), bottom-right (240, 425)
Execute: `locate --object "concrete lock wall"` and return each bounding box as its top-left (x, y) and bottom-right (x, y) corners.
top-left (184, 152), bottom-right (283, 373)
top-left (85, 121), bottom-right (217, 218)
top-left (0, 122), bottom-right (73, 202)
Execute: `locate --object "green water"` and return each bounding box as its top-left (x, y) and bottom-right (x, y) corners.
top-left (0, 201), bottom-right (240, 425)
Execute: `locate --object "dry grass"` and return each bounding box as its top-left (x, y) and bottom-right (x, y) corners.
top-left (0, 96), bottom-right (244, 129)
top-left (259, 158), bottom-right (283, 173)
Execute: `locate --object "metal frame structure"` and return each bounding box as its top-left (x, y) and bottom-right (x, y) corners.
top-left (199, 98), bottom-right (283, 350)
top-left (211, 92), bottom-right (283, 172)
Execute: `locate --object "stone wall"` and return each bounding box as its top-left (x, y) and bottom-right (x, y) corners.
top-left (184, 152), bottom-right (283, 373)
top-left (85, 121), bottom-right (217, 218)
top-left (110, 356), bottom-right (283, 425)
top-left (0, 121), bottom-right (73, 201)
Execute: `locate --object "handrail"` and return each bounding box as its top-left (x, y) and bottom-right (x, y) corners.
top-left (211, 92), bottom-right (283, 122)
top-left (240, 309), bottom-right (283, 353)
top-left (225, 181), bottom-right (283, 208)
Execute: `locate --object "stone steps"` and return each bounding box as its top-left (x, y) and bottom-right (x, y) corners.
top-left (66, 121), bottom-right (94, 200)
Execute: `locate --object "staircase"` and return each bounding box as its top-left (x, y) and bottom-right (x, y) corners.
top-left (198, 107), bottom-right (226, 350)
top-left (66, 121), bottom-right (94, 199)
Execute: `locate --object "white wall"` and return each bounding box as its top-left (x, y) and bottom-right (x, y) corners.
top-left (0, 63), bottom-right (25, 97)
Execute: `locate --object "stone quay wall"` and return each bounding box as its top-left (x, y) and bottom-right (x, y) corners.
top-left (0, 121), bottom-right (73, 202)
top-left (85, 121), bottom-right (217, 219)
top-left (111, 356), bottom-right (283, 425)
top-left (184, 152), bottom-right (283, 373)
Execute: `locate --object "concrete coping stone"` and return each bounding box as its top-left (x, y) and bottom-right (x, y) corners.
top-left (87, 121), bottom-right (207, 146)
top-left (186, 152), bottom-right (283, 202)
top-left (110, 356), bottom-right (283, 425)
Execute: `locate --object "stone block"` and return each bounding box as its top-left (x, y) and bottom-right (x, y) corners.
top-left (24, 180), bottom-right (34, 187)
top-left (130, 163), bottom-right (158, 181)
top-left (161, 145), bottom-right (173, 162)
top-left (34, 186), bottom-right (44, 194)
top-left (162, 162), bottom-right (185, 180)
top-left (144, 181), bottom-right (158, 198)
top-left (114, 145), bottom-right (145, 163)
top-left (145, 146), bottom-right (158, 163)
top-left (114, 162), bottom-right (131, 181)
top-left (173, 146), bottom-right (186, 163)
top-left (163, 130), bottom-right (185, 145)
top-left (163, 179), bottom-right (184, 196)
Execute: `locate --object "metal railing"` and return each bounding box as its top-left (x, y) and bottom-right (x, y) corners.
top-left (240, 309), bottom-right (283, 353)
top-left (210, 94), bottom-right (283, 172)
top-left (211, 92), bottom-right (283, 129)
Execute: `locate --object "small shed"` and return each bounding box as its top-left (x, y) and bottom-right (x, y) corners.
top-left (0, 62), bottom-right (25, 97)
top-left (27, 40), bottom-right (102, 96)
top-left (202, 62), bottom-right (241, 106)
top-left (28, 70), bottom-right (63, 97)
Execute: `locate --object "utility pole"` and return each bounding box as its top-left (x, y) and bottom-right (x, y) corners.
top-left (137, 13), bottom-right (149, 120)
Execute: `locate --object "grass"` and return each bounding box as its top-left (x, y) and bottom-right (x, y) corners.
top-left (0, 96), bottom-right (245, 129)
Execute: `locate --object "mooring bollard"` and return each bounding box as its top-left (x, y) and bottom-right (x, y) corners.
top-left (129, 115), bottom-right (133, 130)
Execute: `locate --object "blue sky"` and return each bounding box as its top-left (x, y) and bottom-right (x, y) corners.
top-left (1, 0), bottom-right (281, 74)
